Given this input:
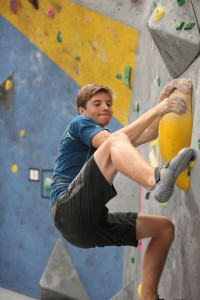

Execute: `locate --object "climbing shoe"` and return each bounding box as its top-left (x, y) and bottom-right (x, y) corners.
top-left (146, 147), bottom-right (195, 203)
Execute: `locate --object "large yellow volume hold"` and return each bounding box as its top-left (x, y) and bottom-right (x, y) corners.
top-left (158, 88), bottom-right (192, 191)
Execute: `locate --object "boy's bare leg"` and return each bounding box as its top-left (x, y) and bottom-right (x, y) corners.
top-left (94, 133), bottom-right (175, 299)
top-left (136, 214), bottom-right (175, 300)
top-left (94, 131), bottom-right (195, 202)
top-left (94, 131), bottom-right (155, 189)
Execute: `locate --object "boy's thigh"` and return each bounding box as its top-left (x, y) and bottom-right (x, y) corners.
top-left (136, 213), bottom-right (173, 240)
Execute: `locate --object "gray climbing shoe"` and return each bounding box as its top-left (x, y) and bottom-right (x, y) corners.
top-left (147, 147), bottom-right (195, 203)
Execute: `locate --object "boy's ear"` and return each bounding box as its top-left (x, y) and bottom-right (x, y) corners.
top-left (78, 107), bottom-right (86, 115)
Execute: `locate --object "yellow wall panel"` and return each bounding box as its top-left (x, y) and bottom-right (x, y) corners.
top-left (0, 0), bottom-right (138, 125)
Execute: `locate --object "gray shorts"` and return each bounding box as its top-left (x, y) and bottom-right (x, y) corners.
top-left (51, 156), bottom-right (138, 248)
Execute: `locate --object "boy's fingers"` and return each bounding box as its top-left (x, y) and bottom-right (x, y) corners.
top-left (170, 97), bottom-right (187, 114)
top-left (170, 78), bottom-right (192, 94)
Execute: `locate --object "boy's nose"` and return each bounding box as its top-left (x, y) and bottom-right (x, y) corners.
top-left (102, 103), bottom-right (109, 110)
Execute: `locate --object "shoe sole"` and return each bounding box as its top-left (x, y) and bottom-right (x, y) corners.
top-left (153, 147), bottom-right (195, 203)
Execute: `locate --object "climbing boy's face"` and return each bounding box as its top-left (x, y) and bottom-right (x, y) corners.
top-left (78, 92), bottom-right (113, 126)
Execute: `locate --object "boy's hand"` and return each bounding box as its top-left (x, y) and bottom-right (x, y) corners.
top-left (157, 96), bottom-right (187, 117)
top-left (157, 78), bottom-right (192, 103)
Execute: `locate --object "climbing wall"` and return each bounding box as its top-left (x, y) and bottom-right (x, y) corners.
top-left (0, 0), bottom-right (138, 299)
top-left (0, 0), bottom-right (200, 299)
top-left (115, 1), bottom-right (200, 299)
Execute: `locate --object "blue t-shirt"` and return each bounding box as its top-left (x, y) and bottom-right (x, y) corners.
top-left (50, 115), bottom-right (108, 206)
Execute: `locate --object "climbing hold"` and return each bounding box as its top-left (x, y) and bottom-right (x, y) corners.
top-left (198, 139), bottom-right (200, 150)
top-left (130, 0), bottom-right (137, 3)
top-left (10, 0), bottom-right (18, 14)
top-left (124, 66), bottom-right (132, 89)
top-left (130, 256), bottom-right (135, 264)
top-left (177, 0), bottom-right (186, 6)
top-left (149, 140), bottom-right (159, 168)
top-left (189, 161), bottom-right (195, 168)
top-left (19, 130), bottom-right (26, 137)
top-left (46, 8), bottom-right (55, 18)
top-left (157, 77), bottom-right (161, 87)
top-left (160, 201), bottom-right (168, 206)
top-left (116, 73), bottom-right (122, 79)
top-left (5, 80), bottom-right (13, 91)
top-left (159, 88), bottom-right (193, 191)
top-left (152, 2), bottom-right (157, 12)
top-left (66, 87), bottom-right (71, 93)
top-left (153, 6), bottom-right (165, 22)
top-left (56, 31), bottom-right (62, 43)
top-left (184, 22), bottom-right (196, 30)
top-left (28, 0), bottom-right (39, 9)
top-left (74, 55), bottom-right (81, 61)
top-left (138, 283), bottom-right (142, 299)
top-left (176, 21), bottom-right (185, 30)
top-left (11, 164), bottom-right (18, 173)
top-left (133, 102), bottom-right (140, 112)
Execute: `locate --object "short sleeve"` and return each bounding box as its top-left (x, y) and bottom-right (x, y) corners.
top-left (68, 115), bottom-right (108, 147)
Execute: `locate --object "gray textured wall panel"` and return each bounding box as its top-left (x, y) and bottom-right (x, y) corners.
top-left (148, 0), bottom-right (200, 78)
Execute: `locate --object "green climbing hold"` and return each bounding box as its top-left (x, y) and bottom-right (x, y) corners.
top-left (56, 31), bottom-right (62, 43)
top-left (184, 22), bottom-right (196, 30)
top-left (66, 87), bottom-right (71, 93)
top-left (157, 77), bottom-right (161, 87)
top-left (124, 66), bottom-right (132, 89)
top-left (198, 139), bottom-right (200, 150)
top-left (176, 21), bottom-right (185, 30)
top-left (131, 256), bottom-right (135, 264)
top-left (177, 0), bottom-right (186, 6)
top-left (133, 102), bottom-right (140, 112)
top-left (75, 55), bottom-right (81, 61)
top-left (152, 2), bottom-right (157, 12)
top-left (116, 73), bottom-right (122, 79)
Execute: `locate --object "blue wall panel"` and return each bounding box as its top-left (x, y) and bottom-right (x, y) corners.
top-left (0, 16), bottom-right (124, 300)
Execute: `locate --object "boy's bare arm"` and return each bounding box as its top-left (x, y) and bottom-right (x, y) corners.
top-left (128, 78), bottom-right (192, 146)
top-left (92, 96), bottom-right (186, 149)
top-left (92, 96), bottom-right (185, 149)
top-left (92, 130), bottom-right (111, 149)
top-left (119, 95), bottom-right (187, 146)
top-left (92, 78), bottom-right (192, 149)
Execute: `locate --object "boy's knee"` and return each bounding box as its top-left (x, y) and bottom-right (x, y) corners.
top-left (162, 218), bottom-right (175, 242)
top-left (109, 131), bottom-right (129, 146)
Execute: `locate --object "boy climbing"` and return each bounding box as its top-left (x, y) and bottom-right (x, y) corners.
top-left (50, 78), bottom-right (195, 300)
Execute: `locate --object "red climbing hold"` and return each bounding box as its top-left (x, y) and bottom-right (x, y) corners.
top-left (46, 8), bottom-right (55, 18)
top-left (10, 0), bottom-right (18, 14)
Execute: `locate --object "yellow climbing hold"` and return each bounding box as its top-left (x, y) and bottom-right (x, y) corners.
top-left (19, 130), bottom-right (26, 137)
top-left (138, 282), bottom-right (142, 299)
top-left (160, 202), bottom-right (168, 206)
top-left (11, 164), bottom-right (18, 173)
top-left (5, 79), bottom-right (13, 91)
top-left (189, 161), bottom-right (195, 168)
top-left (159, 88), bottom-right (192, 191)
top-left (153, 6), bottom-right (165, 21)
top-left (149, 140), bottom-right (159, 168)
